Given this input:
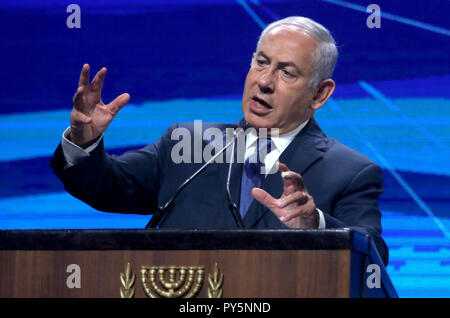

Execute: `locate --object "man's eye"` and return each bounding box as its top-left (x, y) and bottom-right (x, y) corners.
top-left (282, 70), bottom-right (294, 77)
top-left (256, 59), bottom-right (267, 66)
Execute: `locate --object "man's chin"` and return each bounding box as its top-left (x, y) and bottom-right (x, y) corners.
top-left (244, 114), bottom-right (276, 130)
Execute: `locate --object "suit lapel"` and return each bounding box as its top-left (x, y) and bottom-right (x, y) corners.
top-left (243, 118), bottom-right (329, 228)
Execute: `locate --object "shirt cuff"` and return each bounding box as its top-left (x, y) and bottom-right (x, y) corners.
top-left (316, 208), bottom-right (326, 229)
top-left (61, 126), bottom-right (103, 168)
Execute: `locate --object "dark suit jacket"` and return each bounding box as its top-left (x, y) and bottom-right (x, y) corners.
top-left (50, 118), bottom-right (389, 264)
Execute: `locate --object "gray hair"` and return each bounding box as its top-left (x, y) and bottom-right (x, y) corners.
top-left (256, 16), bottom-right (338, 88)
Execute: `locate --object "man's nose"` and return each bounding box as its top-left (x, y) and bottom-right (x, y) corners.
top-left (257, 71), bottom-right (275, 94)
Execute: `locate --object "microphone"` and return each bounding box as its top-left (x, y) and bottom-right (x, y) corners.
top-left (146, 122), bottom-right (248, 229)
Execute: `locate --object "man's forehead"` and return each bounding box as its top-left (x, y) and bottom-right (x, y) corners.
top-left (261, 25), bottom-right (318, 46)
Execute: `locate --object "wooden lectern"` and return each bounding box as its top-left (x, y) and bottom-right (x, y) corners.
top-left (0, 228), bottom-right (397, 298)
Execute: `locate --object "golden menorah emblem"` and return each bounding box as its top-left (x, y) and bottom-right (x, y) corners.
top-left (140, 266), bottom-right (205, 298)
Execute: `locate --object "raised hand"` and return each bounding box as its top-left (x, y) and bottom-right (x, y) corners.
top-left (70, 64), bottom-right (130, 147)
top-left (251, 162), bottom-right (319, 229)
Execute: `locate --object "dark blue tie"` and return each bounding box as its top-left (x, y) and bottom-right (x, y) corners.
top-left (239, 138), bottom-right (272, 218)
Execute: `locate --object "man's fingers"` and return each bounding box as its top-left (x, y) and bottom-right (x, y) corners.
top-left (251, 187), bottom-right (276, 209)
top-left (278, 191), bottom-right (308, 208)
top-left (107, 93), bottom-right (130, 115)
top-left (90, 67), bottom-right (107, 94)
top-left (281, 169), bottom-right (305, 195)
top-left (277, 162), bottom-right (289, 172)
top-left (72, 86), bottom-right (84, 109)
top-left (279, 200), bottom-right (317, 224)
top-left (78, 64), bottom-right (90, 89)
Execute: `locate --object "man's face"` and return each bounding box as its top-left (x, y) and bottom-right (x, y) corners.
top-left (242, 26), bottom-right (319, 135)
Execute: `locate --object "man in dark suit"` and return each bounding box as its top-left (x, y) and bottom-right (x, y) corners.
top-left (50, 17), bottom-right (388, 264)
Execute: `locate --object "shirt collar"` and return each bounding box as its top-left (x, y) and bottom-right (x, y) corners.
top-left (246, 119), bottom-right (310, 154)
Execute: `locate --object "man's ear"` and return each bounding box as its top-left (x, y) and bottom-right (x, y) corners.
top-left (311, 79), bottom-right (336, 110)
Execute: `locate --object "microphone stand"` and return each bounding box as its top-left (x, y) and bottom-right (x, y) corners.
top-left (226, 130), bottom-right (245, 229)
top-left (146, 127), bottom-right (245, 229)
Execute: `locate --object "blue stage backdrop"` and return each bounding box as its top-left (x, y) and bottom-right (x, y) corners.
top-left (0, 0), bottom-right (449, 297)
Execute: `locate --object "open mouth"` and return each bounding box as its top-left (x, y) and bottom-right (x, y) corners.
top-left (252, 96), bottom-right (272, 109)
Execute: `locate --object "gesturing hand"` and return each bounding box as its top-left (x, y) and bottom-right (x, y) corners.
top-left (70, 64), bottom-right (130, 147)
top-left (251, 162), bottom-right (319, 229)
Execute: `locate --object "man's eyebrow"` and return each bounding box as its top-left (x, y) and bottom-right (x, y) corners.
top-left (256, 51), bottom-right (271, 61)
top-left (257, 51), bottom-right (302, 74)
